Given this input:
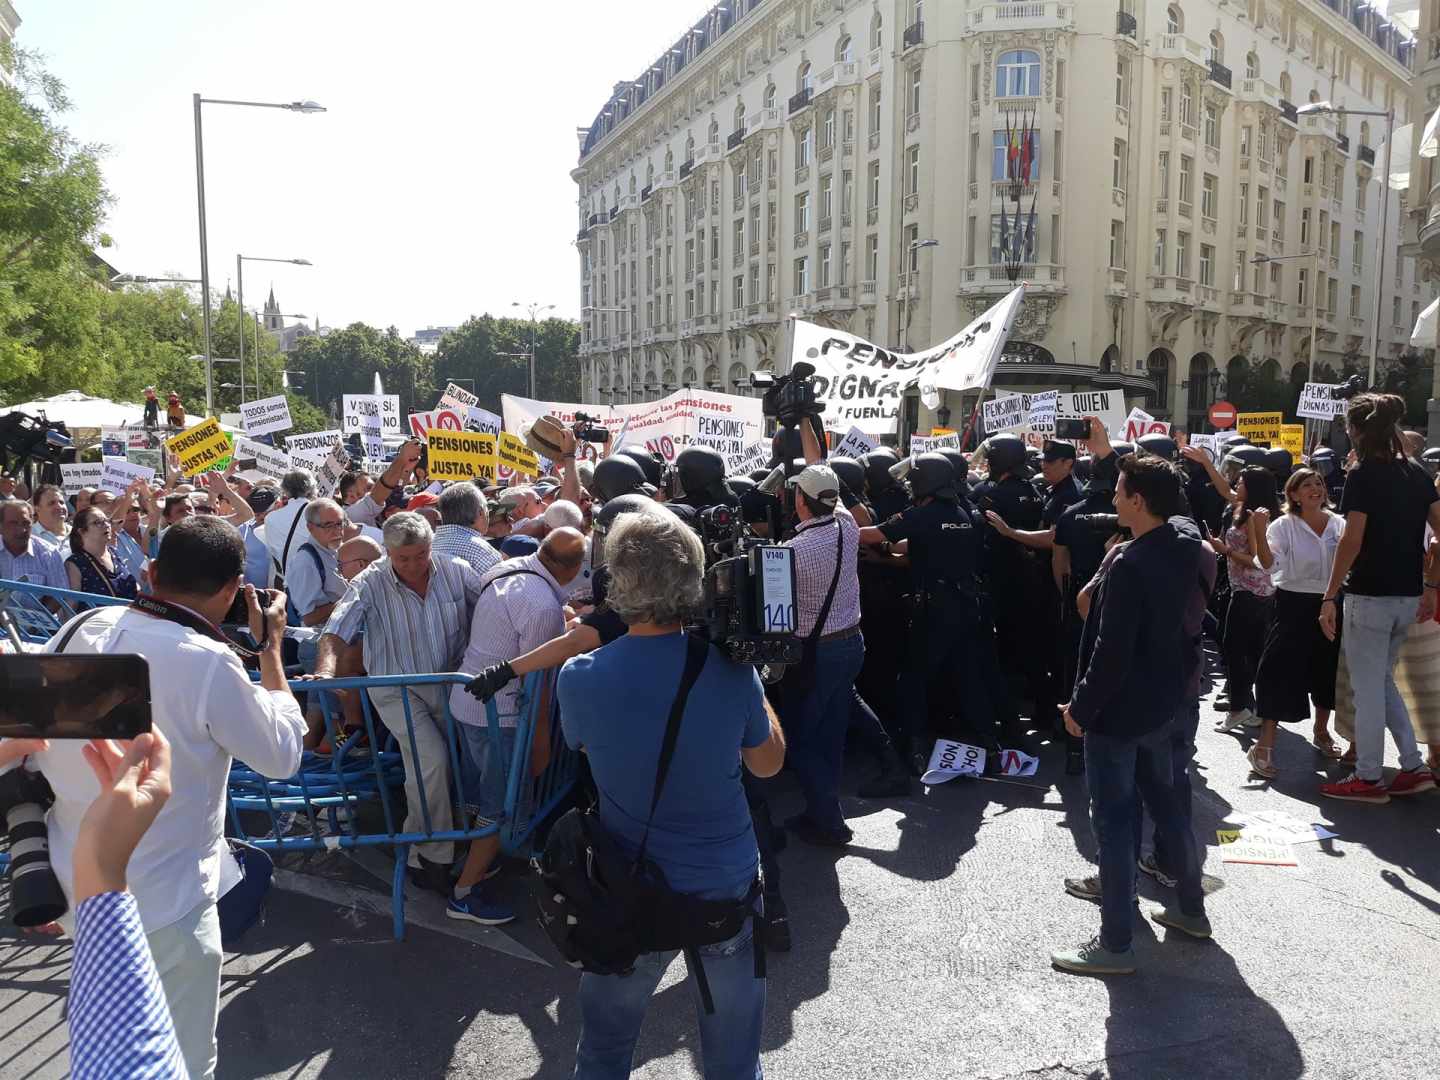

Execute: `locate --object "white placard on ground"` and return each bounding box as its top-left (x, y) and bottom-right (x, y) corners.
top-left (920, 740), bottom-right (987, 785)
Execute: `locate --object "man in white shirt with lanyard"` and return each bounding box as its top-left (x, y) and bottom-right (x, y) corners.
top-left (35, 516), bottom-right (306, 1080)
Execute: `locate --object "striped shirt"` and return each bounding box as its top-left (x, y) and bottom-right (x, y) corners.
top-left (450, 554), bottom-right (568, 728)
top-left (326, 553), bottom-right (483, 676)
top-left (0, 536), bottom-right (68, 588)
top-left (432, 523), bottom-right (504, 578)
top-left (69, 891), bottom-right (185, 1080)
top-left (783, 508), bottom-right (862, 636)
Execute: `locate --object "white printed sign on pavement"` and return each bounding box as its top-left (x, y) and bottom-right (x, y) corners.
top-left (1297, 382), bottom-right (1346, 421)
top-left (313, 442), bottom-right (351, 498)
top-left (99, 456), bottom-right (154, 494)
top-left (832, 426), bottom-right (878, 460)
top-left (438, 382), bottom-right (479, 409)
top-left (502, 388), bottom-right (765, 465)
top-left (59, 463), bottom-right (104, 494)
top-left (793, 285), bottom-right (1026, 433)
top-left (726, 441), bottom-right (771, 475)
top-left (921, 740), bottom-right (987, 785)
top-left (342, 395), bottom-right (402, 438)
top-left (233, 438), bottom-right (292, 480)
top-left (998, 749), bottom-right (1040, 777)
top-left (239, 394), bottom-right (294, 437)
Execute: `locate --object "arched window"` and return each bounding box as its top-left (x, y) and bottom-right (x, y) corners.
top-left (1166, 4), bottom-right (1183, 34)
top-left (995, 50), bottom-right (1041, 98)
top-left (729, 362), bottom-right (749, 393)
top-left (870, 13), bottom-right (882, 50)
top-left (1208, 31), bottom-right (1224, 65)
top-left (664, 147), bottom-right (674, 172)
top-left (628, 172), bottom-right (636, 194)
top-left (1280, 71), bottom-right (1292, 99)
top-left (1360, 120), bottom-right (1371, 145)
top-left (764, 83), bottom-right (777, 109)
top-left (646, 162), bottom-right (654, 186)
top-left (1187, 353), bottom-right (1214, 421)
top-left (836, 36), bottom-right (852, 63)
top-left (734, 99), bottom-right (746, 131)
top-left (797, 62), bottom-right (813, 94)
top-left (1246, 51), bottom-right (1259, 79)
top-left (1147, 349), bottom-right (1171, 410)
top-left (707, 118), bottom-right (719, 144)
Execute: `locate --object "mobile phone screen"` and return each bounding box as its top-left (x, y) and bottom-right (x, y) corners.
top-left (0, 655), bottom-right (152, 740)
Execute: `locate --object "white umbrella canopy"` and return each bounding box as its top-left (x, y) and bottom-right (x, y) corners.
top-left (1410, 296), bottom-right (1439, 349)
top-left (1421, 104), bottom-right (1440, 160)
top-left (2, 391), bottom-right (211, 432)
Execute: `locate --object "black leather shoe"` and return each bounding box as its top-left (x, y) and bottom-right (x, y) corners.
top-left (784, 814), bottom-right (853, 848)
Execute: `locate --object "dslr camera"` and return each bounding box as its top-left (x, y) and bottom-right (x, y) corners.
top-left (0, 766), bottom-right (67, 927)
top-left (752, 361), bottom-right (825, 428)
top-left (571, 412), bottom-right (610, 444)
top-left (1334, 374), bottom-right (1368, 401)
top-left (1070, 513), bottom-right (1131, 543)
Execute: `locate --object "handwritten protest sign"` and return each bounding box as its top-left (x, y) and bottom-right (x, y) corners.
top-left (239, 394), bottom-right (293, 437)
top-left (426, 431), bottom-right (497, 483)
top-left (313, 442), bottom-right (351, 498)
top-left (726, 441), bottom-right (771, 475)
top-left (1278, 424), bottom-right (1304, 459)
top-left (233, 437), bottom-right (292, 480)
top-left (1296, 383), bottom-right (1345, 421)
top-left (166, 418), bottom-right (229, 476)
top-left (439, 381), bottom-right (479, 409)
top-left (1237, 411), bottom-right (1283, 447)
top-left (99, 456), bottom-right (154, 494)
top-left (497, 431), bottom-right (541, 479)
top-left (60, 463), bottom-right (104, 495)
top-left (832, 426), bottom-right (878, 460)
top-left (342, 394), bottom-right (401, 438)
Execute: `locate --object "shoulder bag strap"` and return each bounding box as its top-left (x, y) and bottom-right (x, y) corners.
top-left (279, 502), bottom-right (307, 577)
top-left (634, 633), bottom-right (709, 867)
top-left (477, 568), bottom-right (543, 600)
top-left (805, 519), bottom-right (846, 646)
top-left (53, 607), bottom-right (108, 653)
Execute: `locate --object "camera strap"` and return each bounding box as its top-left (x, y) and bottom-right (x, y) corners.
top-left (278, 501), bottom-right (309, 578)
top-left (131, 594), bottom-right (259, 663)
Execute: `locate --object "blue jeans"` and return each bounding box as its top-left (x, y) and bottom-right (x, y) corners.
top-left (1085, 721), bottom-right (1205, 953)
top-left (783, 632), bottom-right (865, 832)
top-left (1342, 594), bottom-right (1425, 782)
top-left (1149, 700), bottom-right (1200, 878)
top-left (573, 925), bottom-right (764, 1080)
top-left (458, 724), bottom-right (518, 824)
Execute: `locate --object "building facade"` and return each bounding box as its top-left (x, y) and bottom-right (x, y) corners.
top-left (573, 0), bottom-right (1418, 435)
top-left (2, 1), bottom-right (21, 87)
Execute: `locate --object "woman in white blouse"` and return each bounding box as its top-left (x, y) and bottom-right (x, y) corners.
top-left (1252, 468), bottom-right (1346, 775)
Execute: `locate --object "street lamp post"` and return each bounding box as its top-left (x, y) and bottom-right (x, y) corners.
top-left (584, 305), bottom-right (634, 403)
top-left (897, 238), bottom-right (939, 353)
top-left (511, 302), bottom-right (557, 398)
top-left (1252, 250), bottom-right (1321, 383)
top-left (193, 94), bottom-right (325, 417)
top-left (253, 310), bottom-right (308, 395)
top-left (237, 255), bottom-right (311, 402)
top-left (1297, 102), bottom-right (1393, 387)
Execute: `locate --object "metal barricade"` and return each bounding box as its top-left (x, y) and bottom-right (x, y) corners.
top-left (225, 669), bottom-right (580, 940)
top-left (0, 578), bottom-right (129, 645)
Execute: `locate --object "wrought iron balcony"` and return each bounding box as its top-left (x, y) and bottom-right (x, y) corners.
top-left (1359, 144), bottom-right (1376, 166)
top-left (788, 88), bottom-right (812, 114)
top-left (727, 128), bottom-right (746, 151)
top-left (1207, 60), bottom-right (1232, 90)
top-left (1116, 10), bottom-right (1137, 38)
top-left (903, 21), bottom-right (924, 50)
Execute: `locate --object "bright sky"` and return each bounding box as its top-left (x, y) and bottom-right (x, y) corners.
top-left (16, 0), bottom-right (703, 335)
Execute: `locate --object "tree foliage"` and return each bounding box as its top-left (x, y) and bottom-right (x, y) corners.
top-left (432, 315), bottom-right (580, 412)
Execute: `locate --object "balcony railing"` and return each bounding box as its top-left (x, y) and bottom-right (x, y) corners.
top-left (1279, 100), bottom-right (1298, 124)
top-left (1359, 144), bottom-right (1376, 165)
top-left (679, 159), bottom-right (694, 179)
top-left (902, 21), bottom-right (924, 50)
top-left (1208, 60), bottom-right (1232, 89)
top-left (1116, 9), bottom-right (1137, 37)
top-left (788, 88), bottom-right (813, 115)
top-left (1337, 133), bottom-right (1350, 154)
top-left (727, 128), bottom-right (746, 151)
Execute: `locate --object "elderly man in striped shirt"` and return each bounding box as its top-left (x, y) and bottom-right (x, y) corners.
top-left (313, 511), bottom-right (484, 893)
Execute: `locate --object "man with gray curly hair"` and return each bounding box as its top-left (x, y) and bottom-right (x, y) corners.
top-left (557, 508), bottom-right (785, 1078)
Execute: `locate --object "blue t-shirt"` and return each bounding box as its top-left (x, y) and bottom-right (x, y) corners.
top-left (558, 632), bottom-right (769, 901)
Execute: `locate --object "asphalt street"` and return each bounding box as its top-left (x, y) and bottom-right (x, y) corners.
top-left (2, 653), bottom-right (1438, 1079)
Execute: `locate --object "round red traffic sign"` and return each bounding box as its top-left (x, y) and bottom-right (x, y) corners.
top-left (1208, 400), bottom-right (1237, 429)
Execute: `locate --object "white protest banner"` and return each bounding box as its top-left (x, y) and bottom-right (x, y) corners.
top-left (832, 426), bottom-right (878, 460)
top-left (313, 442), bottom-right (351, 498)
top-left (1297, 382), bottom-right (1346, 420)
top-left (501, 388), bottom-right (765, 466)
top-left (239, 394), bottom-right (294, 437)
top-left (1054, 390), bottom-right (1127, 439)
top-left (998, 749), bottom-right (1040, 778)
top-left (929, 431), bottom-right (960, 451)
top-left (1123, 407), bottom-right (1171, 442)
top-left (438, 381), bottom-right (479, 409)
top-left (982, 391), bottom-right (1027, 435)
top-left (233, 437), bottom-right (292, 480)
top-left (920, 740), bottom-right (987, 785)
top-left (286, 429), bottom-right (344, 457)
top-left (59, 462), bottom-right (104, 495)
top-left (726, 441), bottom-right (771, 475)
top-left (793, 285), bottom-right (1026, 433)
top-left (342, 394), bottom-right (401, 438)
top-left (99, 456), bottom-right (154, 494)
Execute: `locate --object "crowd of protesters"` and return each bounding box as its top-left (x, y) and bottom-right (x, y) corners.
top-left (3, 388), bottom-right (1440, 1077)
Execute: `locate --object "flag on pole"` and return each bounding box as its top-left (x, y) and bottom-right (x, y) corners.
top-left (999, 198), bottom-right (1010, 261)
top-left (1024, 191), bottom-right (1038, 262)
top-left (1004, 112), bottom-right (1015, 180)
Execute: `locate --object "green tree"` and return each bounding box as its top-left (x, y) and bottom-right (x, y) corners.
top-left (432, 315), bottom-right (580, 412)
top-left (291, 323), bottom-right (432, 424)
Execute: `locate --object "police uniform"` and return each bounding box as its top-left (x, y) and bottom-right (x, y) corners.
top-left (856, 483), bottom-right (912, 738)
top-left (973, 474), bottom-right (1047, 727)
top-left (879, 496), bottom-right (995, 754)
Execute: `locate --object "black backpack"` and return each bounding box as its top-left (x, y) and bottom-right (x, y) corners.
top-left (532, 633), bottom-right (764, 1012)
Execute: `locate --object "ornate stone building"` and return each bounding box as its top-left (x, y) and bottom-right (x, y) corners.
top-left (573, 1), bottom-right (1417, 434)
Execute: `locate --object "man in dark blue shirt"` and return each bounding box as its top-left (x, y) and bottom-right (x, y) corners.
top-left (1053, 455), bottom-right (1211, 976)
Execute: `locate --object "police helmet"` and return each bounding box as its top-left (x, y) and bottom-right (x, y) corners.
top-left (1262, 447), bottom-right (1294, 480)
top-left (592, 456), bottom-right (654, 502)
top-left (862, 448), bottom-right (901, 495)
top-left (591, 492), bottom-right (655, 535)
top-left (827, 455), bottom-right (866, 499)
top-left (1135, 433), bottom-right (1179, 462)
top-left (1110, 442), bottom-right (1136, 458)
top-left (1217, 432), bottom-right (1250, 453)
top-left (615, 445), bottom-right (665, 488)
top-left (909, 452), bottom-right (959, 501)
top-left (1309, 447), bottom-right (1337, 478)
top-left (1073, 455), bottom-right (1094, 487)
top-left (672, 445), bottom-right (728, 501)
top-left (1422, 447), bottom-right (1440, 477)
top-left (727, 474), bottom-right (757, 495)
top-left (936, 447), bottom-right (969, 484)
top-left (982, 433), bottom-right (1028, 479)
top-left (1224, 445), bottom-right (1268, 470)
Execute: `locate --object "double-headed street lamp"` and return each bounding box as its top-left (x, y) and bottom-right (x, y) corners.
top-left (111, 273), bottom-right (202, 287)
top-left (899, 238), bottom-right (939, 353)
top-left (511, 302), bottom-right (557, 398)
top-left (1297, 101), bottom-right (1393, 387)
top-left (1252, 250), bottom-right (1321, 383)
top-left (193, 94), bottom-right (326, 417)
top-left (237, 254), bottom-right (311, 401)
top-left (584, 305), bottom-right (634, 403)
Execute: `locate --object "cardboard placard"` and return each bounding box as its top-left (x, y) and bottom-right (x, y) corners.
top-left (497, 431), bottom-right (540, 479)
top-left (239, 394), bottom-right (294, 437)
top-left (1296, 383), bottom-right (1346, 421)
top-left (342, 394), bottom-right (402, 437)
top-left (726, 441), bottom-right (771, 475)
top-left (233, 437), bottom-right (292, 480)
top-left (408, 405), bottom-right (501, 440)
top-left (1054, 391), bottom-right (1127, 439)
top-left (1123, 407), bottom-right (1171, 443)
top-left (920, 739), bottom-right (987, 785)
top-left (285, 429), bottom-right (344, 457)
top-left (99, 456), bottom-right (155, 494)
top-left (1237, 412), bottom-right (1284, 446)
top-left (983, 392), bottom-right (1028, 434)
top-left (59, 462), bottom-right (104, 495)
top-left (832, 426), bottom-right (878, 460)
top-left (439, 381), bottom-right (479, 409)
top-left (426, 430), bottom-right (498, 483)
top-left (1278, 424), bottom-right (1305, 459)
top-left (166, 418), bottom-right (230, 476)
top-left (313, 442), bottom-right (351, 498)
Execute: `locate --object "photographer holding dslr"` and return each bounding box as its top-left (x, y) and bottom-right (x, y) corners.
top-left (34, 516), bottom-right (306, 1079)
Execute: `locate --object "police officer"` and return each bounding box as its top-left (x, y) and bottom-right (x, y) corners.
top-left (859, 453), bottom-right (993, 766)
top-left (935, 448), bottom-right (977, 513)
top-left (861, 448), bottom-right (911, 523)
top-left (972, 433), bottom-right (1047, 734)
top-left (590, 455), bottom-right (655, 503)
top-left (666, 445), bottom-right (738, 509)
top-left (614, 445), bottom-right (666, 489)
top-left (854, 446), bottom-right (911, 740)
top-left (1309, 447), bottom-right (1346, 504)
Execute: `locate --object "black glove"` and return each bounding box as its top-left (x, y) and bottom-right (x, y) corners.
top-left (465, 661), bottom-right (516, 702)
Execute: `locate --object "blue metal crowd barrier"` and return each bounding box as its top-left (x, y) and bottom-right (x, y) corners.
top-left (226, 669), bottom-right (581, 940)
top-left (0, 578), bottom-right (129, 644)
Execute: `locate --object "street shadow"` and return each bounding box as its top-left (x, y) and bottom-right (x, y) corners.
top-left (1097, 919), bottom-right (1305, 1079)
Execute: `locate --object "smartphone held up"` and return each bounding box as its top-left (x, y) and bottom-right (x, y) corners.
top-left (0, 655), bottom-right (152, 740)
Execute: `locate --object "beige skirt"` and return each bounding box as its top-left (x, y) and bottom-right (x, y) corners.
top-left (1333, 616), bottom-right (1440, 746)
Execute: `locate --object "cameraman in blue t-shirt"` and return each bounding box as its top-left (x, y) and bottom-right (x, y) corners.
top-left (557, 506), bottom-right (784, 1080)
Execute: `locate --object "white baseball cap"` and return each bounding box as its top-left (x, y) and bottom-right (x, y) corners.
top-left (787, 463), bottom-right (840, 505)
